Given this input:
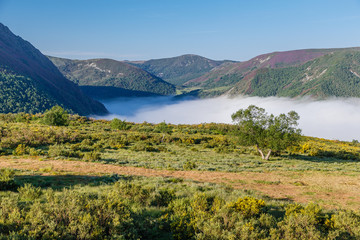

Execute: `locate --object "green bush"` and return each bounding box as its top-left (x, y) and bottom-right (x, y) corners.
top-left (326, 211), bottom-right (360, 239)
top-left (131, 142), bottom-right (159, 152)
top-left (0, 168), bottom-right (17, 191)
top-left (48, 144), bottom-right (81, 158)
top-left (183, 161), bottom-right (197, 170)
top-left (19, 190), bottom-right (137, 239)
top-left (227, 196), bottom-right (265, 218)
top-left (18, 183), bottom-right (42, 202)
top-left (12, 144), bottom-right (28, 155)
top-left (111, 118), bottom-right (131, 130)
top-left (43, 105), bottom-right (69, 126)
top-left (83, 151), bottom-right (101, 161)
top-left (152, 188), bottom-right (175, 207)
top-left (114, 182), bottom-right (151, 205)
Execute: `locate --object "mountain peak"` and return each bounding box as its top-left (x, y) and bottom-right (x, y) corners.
top-left (133, 54), bottom-right (230, 86)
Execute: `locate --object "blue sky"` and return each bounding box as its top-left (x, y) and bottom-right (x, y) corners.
top-left (0, 0), bottom-right (360, 61)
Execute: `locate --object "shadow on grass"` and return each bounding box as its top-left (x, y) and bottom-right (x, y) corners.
top-left (287, 154), bottom-right (359, 164)
top-left (14, 174), bottom-right (134, 190)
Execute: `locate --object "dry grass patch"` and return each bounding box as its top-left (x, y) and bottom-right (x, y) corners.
top-left (2, 157), bottom-right (360, 210)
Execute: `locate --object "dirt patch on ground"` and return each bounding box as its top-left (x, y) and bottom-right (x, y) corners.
top-left (1, 157), bottom-right (360, 210)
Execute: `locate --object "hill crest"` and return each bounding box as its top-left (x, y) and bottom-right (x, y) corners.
top-left (0, 23), bottom-right (107, 115)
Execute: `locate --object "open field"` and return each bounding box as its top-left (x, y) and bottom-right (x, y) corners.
top-left (2, 112), bottom-right (360, 239)
top-left (2, 157), bottom-right (360, 210)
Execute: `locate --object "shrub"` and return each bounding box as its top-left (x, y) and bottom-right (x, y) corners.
top-left (29, 147), bottom-right (42, 156)
top-left (111, 118), bottom-right (131, 130)
top-left (152, 188), bottom-right (175, 207)
top-left (83, 151), bottom-right (101, 161)
top-left (183, 161), bottom-right (197, 170)
top-left (18, 183), bottom-right (42, 201)
top-left (285, 203), bottom-right (324, 225)
top-left (48, 144), bottom-right (81, 158)
top-left (271, 203), bottom-right (327, 239)
top-left (228, 197), bottom-right (265, 218)
top-left (272, 213), bottom-right (323, 240)
top-left (154, 121), bottom-right (173, 134)
top-left (131, 142), bottom-right (159, 152)
top-left (12, 144), bottom-right (28, 155)
top-left (114, 182), bottom-right (151, 205)
top-left (168, 198), bottom-right (195, 240)
top-left (15, 113), bottom-right (30, 123)
top-left (0, 168), bottom-right (17, 191)
top-left (326, 211), bottom-right (360, 238)
top-left (43, 105), bottom-right (69, 126)
top-left (23, 190), bottom-right (138, 239)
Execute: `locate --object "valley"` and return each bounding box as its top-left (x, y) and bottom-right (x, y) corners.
top-left (1, 19), bottom-right (360, 239)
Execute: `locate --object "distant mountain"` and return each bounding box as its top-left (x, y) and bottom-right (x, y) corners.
top-left (132, 54), bottom-right (232, 86)
top-left (186, 48), bottom-right (360, 98)
top-left (0, 23), bottom-right (107, 115)
top-left (49, 57), bottom-right (176, 97)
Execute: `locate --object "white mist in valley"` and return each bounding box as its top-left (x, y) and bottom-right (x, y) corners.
top-left (98, 96), bottom-right (360, 141)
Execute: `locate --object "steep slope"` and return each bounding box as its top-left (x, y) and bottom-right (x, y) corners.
top-left (49, 57), bottom-right (176, 97)
top-left (230, 49), bottom-right (360, 98)
top-left (186, 48), bottom-right (360, 98)
top-left (132, 54), bottom-right (231, 86)
top-left (0, 23), bottom-right (107, 115)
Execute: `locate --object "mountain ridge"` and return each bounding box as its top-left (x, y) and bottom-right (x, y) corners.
top-left (184, 47), bottom-right (360, 98)
top-left (0, 23), bottom-right (107, 115)
top-left (130, 54), bottom-right (234, 86)
top-left (48, 46), bottom-right (360, 100)
top-left (48, 56), bottom-right (176, 97)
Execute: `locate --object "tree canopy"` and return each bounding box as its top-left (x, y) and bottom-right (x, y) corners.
top-left (232, 105), bottom-right (301, 160)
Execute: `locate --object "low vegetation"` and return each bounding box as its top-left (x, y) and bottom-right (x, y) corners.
top-left (1, 107), bottom-right (360, 239)
top-left (1, 169), bottom-right (360, 239)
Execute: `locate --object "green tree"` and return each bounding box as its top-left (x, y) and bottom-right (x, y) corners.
top-left (155, 121), bottom-right (173, 142)
top-left (231, 105), bottom-right (301, 160)
top-left (43, 105), bottom-right (69, 126)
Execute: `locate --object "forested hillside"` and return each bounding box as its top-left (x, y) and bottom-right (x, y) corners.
top-left (132, 54), bottom-right (231, 86)
top-left (49, 57), bottom-right (176, 97)
top-left (0, 23), bottom-right (107, 115)
top-left (0, 70), bottom-right (59, 113)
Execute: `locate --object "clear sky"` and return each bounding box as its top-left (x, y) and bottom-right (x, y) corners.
top-left (1, 0), bottom-right (360, 61)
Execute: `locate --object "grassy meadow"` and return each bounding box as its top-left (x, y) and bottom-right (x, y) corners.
top-left (1, 112), bottom-right (360, 239)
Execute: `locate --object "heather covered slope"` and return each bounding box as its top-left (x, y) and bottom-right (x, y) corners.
top-left (132, 54), bottom-right (231, 86)
top-left (186, 48), bottom-right (360, 98)
top-left (0, 23), bottom-right (107, 115)
top-left (49, 56), bottom-right (176, 97)
top-left (229, 49), bottom-right (360, 97)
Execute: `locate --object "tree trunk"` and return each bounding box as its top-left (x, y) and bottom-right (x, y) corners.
top-left (264, 149), bottom-right (272, 160)
top-left (256, 145), bottom-right (265, 159)
top-left (256, 145), bottom-right (272, 160)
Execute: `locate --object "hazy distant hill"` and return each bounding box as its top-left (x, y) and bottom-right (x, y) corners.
top-left (132, 54), bottom-right (232, 86)
top-left (0, 23), bottom-right (107, 115)
top-left (186, 48), bottom-right (360, 98)
top-left (49, 57), bottom-right (176, 97)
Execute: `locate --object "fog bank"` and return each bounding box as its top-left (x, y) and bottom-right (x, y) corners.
top-left (98, 96), bottom-right (360, 141)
